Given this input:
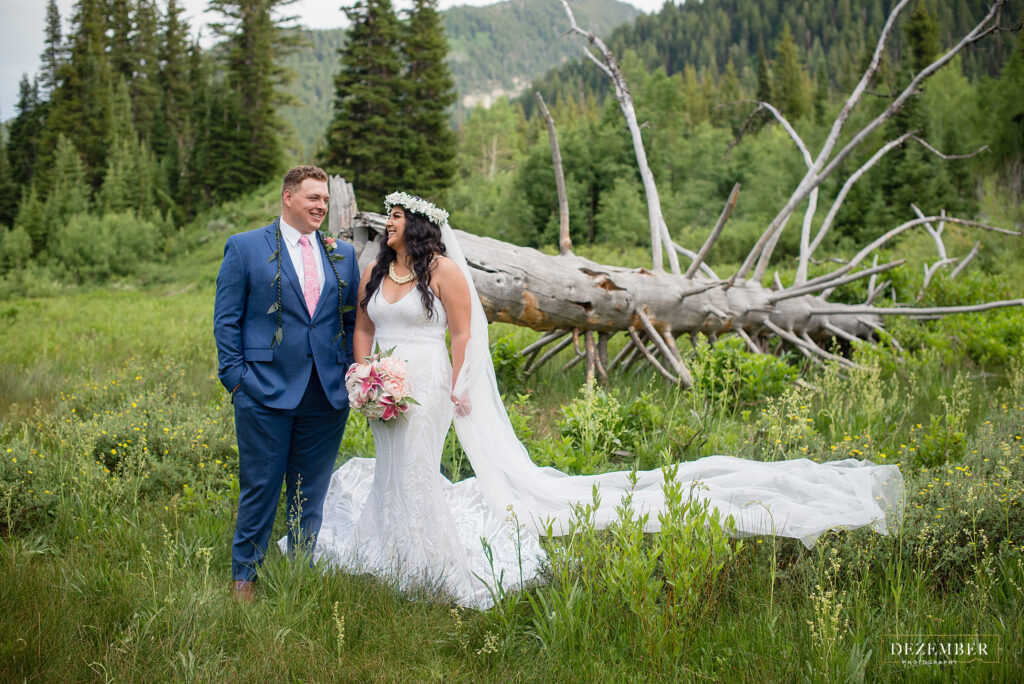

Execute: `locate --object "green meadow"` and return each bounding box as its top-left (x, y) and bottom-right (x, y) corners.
top-left (1, 185), bottom-right (1022, 681)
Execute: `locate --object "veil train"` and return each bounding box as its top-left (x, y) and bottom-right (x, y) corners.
top-left (442, 224), bottom-right (904, 547)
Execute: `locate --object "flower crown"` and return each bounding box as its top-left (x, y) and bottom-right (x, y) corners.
top-left (384, 191), bottom-right (449, 228)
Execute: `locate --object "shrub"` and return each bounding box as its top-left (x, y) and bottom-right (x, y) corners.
top-left (0, 225), bottom-right (33, 272)
top-left (689, 334), bottom-right (799, 410)
top-left (490, 334), bottom-right (527, 396)
top-left (51, 212), bottom-right (163, 282)
top-left (530, 467), bottom-right (742, 669)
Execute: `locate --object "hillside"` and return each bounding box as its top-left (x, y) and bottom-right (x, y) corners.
top-left (444, 0), bottom-right (639, 106)
top-left (277, 0), bottom-right (639, 155)
top-left (525, 0), bottom-right (1024, 114)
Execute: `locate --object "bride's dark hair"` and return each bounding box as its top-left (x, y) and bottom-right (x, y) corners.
top-left (361, 209), bottom-right (447, 319)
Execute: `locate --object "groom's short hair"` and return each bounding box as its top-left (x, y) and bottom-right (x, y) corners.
top-left (282, 165), bottom-right (328, 195)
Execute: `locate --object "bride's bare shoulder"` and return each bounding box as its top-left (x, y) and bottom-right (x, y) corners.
top-left (431, 256), bottom-right (464, 279)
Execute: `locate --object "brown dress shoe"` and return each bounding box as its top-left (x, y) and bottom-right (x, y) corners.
top-left (232, 579), bottom-right (256, 602)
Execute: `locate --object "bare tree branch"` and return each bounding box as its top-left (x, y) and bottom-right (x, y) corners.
top-left (913, 204), bottom-right (947, 259)
top-left (762, 319), bottom-right (859, 369)
top-left (736, 1), bottom-right (1006, 281)
top-left (686, 182), bottom-right (740, 278)
top-left (559, 0), bottom-right (681, 274)
top-left (736, 327), bottom-right (762, 353)
top-left (816, 0), bottom-right (1006, 184)
top-left (635, 305), bottom-right (690, 383)
top-left (950, 241), bottom-right (982, 279)
top-left (628, 326), bottom-right (681, 384)
top-left (536, 92), bottom-right (573, 256)
top-left (813, 299), bottom-right (1024, 317)
top-left (911, 136), bottom-right (989, 160)
top-left (607, 335), bottom-right (637, 371)
top-left (736, 100), bottom-right (813, 165)
top-left (818, 0), bottom-right (913, 163)
top-left (672, 242), bottom-right (719, 279)
top-left (526, 335), bottom-right (574, 376)
top-left (521, 329), bottom-right (569, 357)
top-left (808, 132), bottom-right (916, 256)
top-left (864, 280), bottom-right (891, 305)
top-left (824, 322), bottom-right (864, 344)
top-left (769, 259), bottom-right (905, 303)
top-left (804, 216), bottom-right (1020, 290)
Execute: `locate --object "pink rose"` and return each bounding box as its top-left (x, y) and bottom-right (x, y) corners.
top-left (379, 355), bottom-right (407, 379)
top-left (382, 377), bottom-right (407, 401)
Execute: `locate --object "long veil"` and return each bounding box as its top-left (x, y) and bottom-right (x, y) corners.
top-left (442, 224), bottom-right (904, 546)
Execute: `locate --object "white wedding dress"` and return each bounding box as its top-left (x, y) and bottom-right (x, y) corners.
top-left (289, 224), bottom-right (904, 610)
top-left (302, 286), bottom-right (546, 609)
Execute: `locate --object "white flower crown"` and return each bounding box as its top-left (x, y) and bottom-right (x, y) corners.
top-left (384, 191), bottom-right (449, 228)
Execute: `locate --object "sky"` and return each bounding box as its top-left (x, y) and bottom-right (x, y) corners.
top-left (0, 0), bottom-right (668, 118)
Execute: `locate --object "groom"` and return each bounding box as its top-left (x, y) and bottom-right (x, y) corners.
top-left (214, 165), bottom-right (358, 600)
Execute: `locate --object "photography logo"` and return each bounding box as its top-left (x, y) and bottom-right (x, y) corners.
top-left (881, 635), bottom-right (1000, 666)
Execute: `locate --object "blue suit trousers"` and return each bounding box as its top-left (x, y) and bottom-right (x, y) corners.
top-left (231, 366), bottom-right (348, 581)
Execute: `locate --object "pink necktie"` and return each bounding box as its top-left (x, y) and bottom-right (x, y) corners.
top-left (298, 235), bottom-right (319, 316)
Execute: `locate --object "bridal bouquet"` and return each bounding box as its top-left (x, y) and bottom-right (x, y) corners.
top-left (346, 348), bottom-right (418, 421)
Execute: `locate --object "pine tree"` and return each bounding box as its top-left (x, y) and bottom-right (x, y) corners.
top-left (756, 39), bottom-right (772, 103)
top-left (130, 0), bottom-right (161, 143)
top-left (772, 23), bottom-right (810, 120)
top-left (13, 186), bottom-right (46, 257)
top-left (6, 76), bottom-right (43, 188)
top-left (988, 27), bottom-right (1024, 195)
top-left (0, 125), bottom-right (18, 228)
top-left (400, 0), bottom-right (456, 198)
top-left (45, 135), bottom-right (92, 233)
top-left (713, 59), bottom-right (743, 129)
top-left (325, 0), bottom-right (408, 205)
top-left (107, 0), bottom-right (135, 81)
top-left (878, 1), bottom-right (951, 226)
top-left (44, 0), bottom-right (114, 188)
top-left (100, 78), bottom-right (144, 214)
top-left (813, 63), bottom-right (829, 124)
top-left (154, 0), bottom-right (192, 203)
top-left (208, 0), bottom-right (300, 197)
top-left (181, 40), bottom-right (216, 213)
top-left (39, 0), bottom-right (65, 97)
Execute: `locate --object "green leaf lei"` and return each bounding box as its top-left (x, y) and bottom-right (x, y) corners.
top-left (268, 218), bottom-right (354, 349)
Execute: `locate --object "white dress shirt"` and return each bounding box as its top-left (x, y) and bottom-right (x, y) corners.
top-left (279, 216), bottom-right (325, 293)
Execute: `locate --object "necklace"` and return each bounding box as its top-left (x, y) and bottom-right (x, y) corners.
top-left (388, 261), bottom-right (417, 285)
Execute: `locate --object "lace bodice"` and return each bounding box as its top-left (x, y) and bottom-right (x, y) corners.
top-left (368, 286), bottom-right (447, 346)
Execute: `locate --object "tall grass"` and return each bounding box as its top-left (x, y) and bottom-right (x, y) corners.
top-left (2, 202), bottom-right (1023, 679)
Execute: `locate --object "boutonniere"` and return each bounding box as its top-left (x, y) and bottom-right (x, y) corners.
top-left (319, 231), bottom-right (346, 262)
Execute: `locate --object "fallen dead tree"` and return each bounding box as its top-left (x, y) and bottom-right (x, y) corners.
top-left (327, 0), bottom-right (1022, 387)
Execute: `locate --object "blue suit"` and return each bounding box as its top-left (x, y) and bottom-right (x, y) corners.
top-left (214, 220), bottom-right (359, 581)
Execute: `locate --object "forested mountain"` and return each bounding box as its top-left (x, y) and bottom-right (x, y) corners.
top-left (526, 0), bottom-right (1024, 114)
top-left (277, 0), bottom-right (638, 154)
top-left (444, 0), bottom-right (639, 103)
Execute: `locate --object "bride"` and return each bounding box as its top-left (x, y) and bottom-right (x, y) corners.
top-left (298, 192), bottom-right (904, 609)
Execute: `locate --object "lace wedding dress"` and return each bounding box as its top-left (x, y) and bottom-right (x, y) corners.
top-left (304, 287), bottom-right (546, 609)
top-left (289, 223), bottom-right (904, 610)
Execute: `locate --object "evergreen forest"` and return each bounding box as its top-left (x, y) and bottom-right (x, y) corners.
top-left (2, 0), bottom-right (1024, 680)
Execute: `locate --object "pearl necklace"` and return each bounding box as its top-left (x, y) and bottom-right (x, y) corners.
top-left (388, 262), bottom-right (417, 285)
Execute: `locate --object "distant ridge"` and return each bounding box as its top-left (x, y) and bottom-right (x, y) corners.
top-left (278, 0), bottom-right (640, 153)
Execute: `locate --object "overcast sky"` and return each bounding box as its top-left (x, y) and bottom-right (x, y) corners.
top-left (0, 0), bottom-right (668, 118)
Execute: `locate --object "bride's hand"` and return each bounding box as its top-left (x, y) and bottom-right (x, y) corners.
top-left (451, 392), bottom-right (472, 417)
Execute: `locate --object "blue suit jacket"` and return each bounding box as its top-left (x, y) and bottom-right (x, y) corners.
top-left (214, 221), bottom-right (359, 410)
